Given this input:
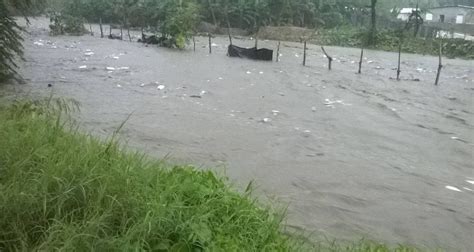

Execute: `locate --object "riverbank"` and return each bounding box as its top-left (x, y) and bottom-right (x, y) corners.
top-left (0, 99), bottom-right (429, 251)
top-left (0, 99), bottom-right (295, 250)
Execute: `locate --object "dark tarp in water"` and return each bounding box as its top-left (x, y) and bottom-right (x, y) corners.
top-left (227, 45), bottom-right (273, 61)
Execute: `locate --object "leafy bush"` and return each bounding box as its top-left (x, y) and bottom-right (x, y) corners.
top-left (49, 12), bottom-right (87, 36)
top-left (159, 1), bottom-right (200, 49)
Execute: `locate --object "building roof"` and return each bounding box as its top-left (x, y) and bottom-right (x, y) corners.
top-left (399, 8), bottom-right (418, 14)
top-left (428, 5), bottom-right (474, 10)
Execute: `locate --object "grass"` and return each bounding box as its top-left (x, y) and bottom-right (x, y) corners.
top-left (0, 98), bottom-right (430, 251)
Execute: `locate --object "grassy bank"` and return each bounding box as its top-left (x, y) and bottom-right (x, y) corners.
top-left (0, 99), bottom-right (427, 251)
top-left (313, 28), bottom-right (474, 60)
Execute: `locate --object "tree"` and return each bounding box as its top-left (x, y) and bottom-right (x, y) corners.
top-left (1, 0), bottom-right (44, 81)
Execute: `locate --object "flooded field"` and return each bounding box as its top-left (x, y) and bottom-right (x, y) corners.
top-left (4, 18), bottom-right (474, 250)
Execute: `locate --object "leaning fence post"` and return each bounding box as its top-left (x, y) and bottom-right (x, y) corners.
top-left (435, 37), bottom-right (443, 86)
top-left (120, 26), bottom-right (123, 40)
top-left (208, 33), bottom-right (212, 54)
top-left (89, 23), bottom-right (93, 36)
top-left (358, 47), bottom-right (364, 74)
top-left (193, 36), bottom-right (196, 52)
top-left (303, 41), bottom-right (307, 66)
top-left (276, 41), bottom-right (280, 62)
top-left (321, 46), bottom-right (333, 70)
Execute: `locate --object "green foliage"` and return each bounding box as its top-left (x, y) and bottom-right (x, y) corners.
top-left (0, 99), bottom-right (295, 251)
top-left (49, 12), bottom-right (87, 36)
top-left (159, 1), bottom-right (200, 49)
top-left (1, 0), bottom-right (46, 82)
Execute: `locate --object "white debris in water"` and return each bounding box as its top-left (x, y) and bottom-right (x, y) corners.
top-left (113, 56), bottom-right (120, 60)
top-left (84, 52), bottom-right (95, 56)
top-left (157, 85), bottom-right (165, 90)
top-left (140, 83), bottom-right (145, 87)
top-left (200, 90), bottom-right (207, 95)
top-left (211, 43), bottom-right (218, 47)
top-left (324, 99), bottom-right (352, 107)
top-left (33, 41), bottom-right (44, 46)
top-left (78, 65), bottom-right (87, 69)
top-left (262, 118), bottom-right (271, 123)
top-left (445, 186), bottom-right (462, 192)
top-left (351, 60), bottom-right (356, 64)
top-left (463, 187), bottom-right (473, 191)
top-left (272, 110), bottom-right (280, 116)
top-left (451, 136), bottom-right (459, 140)
top-left (116, 84), bottom-right (122, 88)
top-left (466, 180), bottom-right (474, 185)
top-left (246, 71), bottom-right (252, 74)
top-left (416, 68), bottom-right (425, 73)
top-left (303, 130), bottom-right (311, 134)
top-left (367, 60), bottom-right (374, 64)
top-left (229, 114), bottom-right (235, 117)
top-left (106, 67), bottom-right (115, 71)
top-left (119, 67), bottom-right (130, 70)
top-left (295, 54), bottom-right (300, 58)
top-left (259, 71), bottom-right (264, 74)
top-left (218, 77), bottom-right (223, 80)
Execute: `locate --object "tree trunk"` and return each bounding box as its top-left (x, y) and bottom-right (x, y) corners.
top-left (207, 0), bottom-right (217, 26)
top-left (368, 0), bottom-right (377, 46)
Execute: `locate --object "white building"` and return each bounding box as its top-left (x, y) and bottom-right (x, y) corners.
top-left (397, 8), bottom-right (418, 21)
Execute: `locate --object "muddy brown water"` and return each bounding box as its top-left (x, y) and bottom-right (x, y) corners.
top-left (3, 18), bottom-right (474, 251)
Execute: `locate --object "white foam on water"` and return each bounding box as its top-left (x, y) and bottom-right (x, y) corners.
top-left (445, 186), bottom-right (462, 192)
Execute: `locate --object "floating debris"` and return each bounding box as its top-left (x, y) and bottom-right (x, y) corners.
top-left (106, 67), bottom-right (115, 71)
top-left (463, 187), bottom-right (473, 191)
top-left (119, 67), bottom-right (130, 70)
top-left (324, 99), bottom-right (352, 107)
top-left (116, 84), bottom-right (122, 88)
top-left (157, 85), bottom-right (165, 90)
top-left (272, 110), bottom-right (280, 116)
top-left (140, 83), bottom-right (145, 87)
top-left (33, 41), bottom-right (44, 46)
top-left (262, 118), bottom-right (271, 123)
top-left (78, 65), bottom-right (88, 69)
top-left (259, 71), bottom-right (264, 74)
top-left (218, 77), bottom-right (223, 80)
top-left (200, 90), bottom-right (207, 96)
top-left (84, 52), bottom-right (95, 56)
top-left (466, 180), bottom-right (474, 185)
top-left (246, 71), bottom-right (252, 74)
top-left (445, 186), bottom-right (462, 192)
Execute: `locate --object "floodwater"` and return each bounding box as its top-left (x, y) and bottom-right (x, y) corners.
top-left (4, 18), bottom-right (474, 250)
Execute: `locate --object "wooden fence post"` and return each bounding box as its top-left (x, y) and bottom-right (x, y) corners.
top-left (321, 46), bottom-right (333, 70)
top-left (208, 33), bottom-right (212, 54)
top-left (303, 41), bottom-right (307, 66)
top-left (435, 38), bottom-right (443, 86)
top-left (397, 40), bottom-right (402, 80)
top-left (99, 18), bottom-right (104, 38)
top-left (358, 47), bottom-right (364, 74)
top-left (276, 41), bottom-right (280, 62)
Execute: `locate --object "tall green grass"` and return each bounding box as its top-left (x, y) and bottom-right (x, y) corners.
top-left (0, 99), bottom-right (430, 251)
top-left (0, 99), bottom-right (293, 251)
